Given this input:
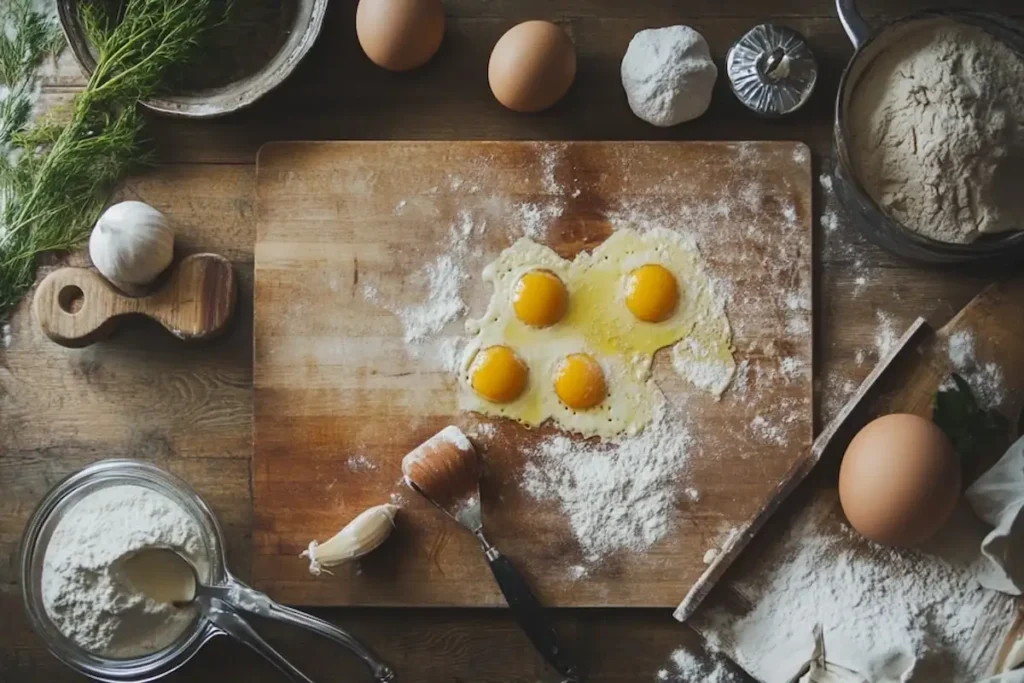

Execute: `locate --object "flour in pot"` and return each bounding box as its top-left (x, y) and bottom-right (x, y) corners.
top-left (41, 484), bottom-right (209, 658)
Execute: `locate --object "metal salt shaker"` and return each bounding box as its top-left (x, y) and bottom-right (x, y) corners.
top-left (726, 23), bottom-right (818, 117)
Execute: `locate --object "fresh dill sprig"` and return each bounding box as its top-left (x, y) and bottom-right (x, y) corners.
top-left (0, 0), bottom-right (217, 321)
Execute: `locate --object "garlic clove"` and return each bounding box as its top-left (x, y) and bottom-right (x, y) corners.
top-left (300, 503), bottom-right (398, 576)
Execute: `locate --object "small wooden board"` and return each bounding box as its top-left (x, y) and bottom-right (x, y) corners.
top-left (692, 277), bottom-right (1024, 681)
top-left (33, 253), bottom-right (236, 348)
top-left (252, 141), bottom-right (813, 607)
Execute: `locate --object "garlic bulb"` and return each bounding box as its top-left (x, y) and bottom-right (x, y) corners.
top-left (89, 201), bottom-right (174, 288)
top-left (301, 504), bottom-right (398, 576)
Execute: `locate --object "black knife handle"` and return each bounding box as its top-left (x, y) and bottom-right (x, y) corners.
top-left (485, 548), bottom-right (582, 682)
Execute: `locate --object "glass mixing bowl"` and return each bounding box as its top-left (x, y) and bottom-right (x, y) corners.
top-left (21, 460), bottom-right (396, 683)
top-left (20, 460), bottom-right (225, 682)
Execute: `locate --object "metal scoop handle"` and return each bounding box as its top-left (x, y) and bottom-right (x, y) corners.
top-left (206, 576), bottom-right (396, 683)
top-left (205, 599), bottom-right (315, 683)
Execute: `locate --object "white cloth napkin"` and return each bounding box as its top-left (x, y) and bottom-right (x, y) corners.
top-left (965, 435), bottom-right (1024, 595)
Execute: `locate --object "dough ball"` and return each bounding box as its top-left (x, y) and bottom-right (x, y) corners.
top-left (620, 25), bottom-right (718, 127)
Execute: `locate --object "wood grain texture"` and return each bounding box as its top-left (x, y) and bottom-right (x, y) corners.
top-left (692, 277), bottom-right (1024, 681)
top-left (252, 141), bottom-right (813, 608)
top-left (34, 254), bottom-right (237, 347)
top-left (3, 0), bottom-right (1023, 681)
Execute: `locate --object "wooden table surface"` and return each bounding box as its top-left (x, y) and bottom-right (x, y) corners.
top-left (1, 1), bottom-right (1019, 681)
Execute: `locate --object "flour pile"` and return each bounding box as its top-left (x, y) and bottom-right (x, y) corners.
top-left (850, 19), bottom-right (1024, 244)
top-left (521, 397), bottom-right (693, 561)
top-left (697, 495), bottom-right (1016, 683)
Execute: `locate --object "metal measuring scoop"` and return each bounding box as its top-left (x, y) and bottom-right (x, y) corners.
top-left (126, 548), bottom-right (395, 683)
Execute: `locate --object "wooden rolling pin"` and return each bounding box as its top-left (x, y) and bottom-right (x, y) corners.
top-left (34, 253), bottom-right (237, 348)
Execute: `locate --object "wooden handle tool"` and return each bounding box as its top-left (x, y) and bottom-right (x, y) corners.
top-left (34, 253), bottom-right (237, 348)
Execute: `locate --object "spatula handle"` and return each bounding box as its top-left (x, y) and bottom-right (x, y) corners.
top-left (485, 547), bottom-right (582, 682)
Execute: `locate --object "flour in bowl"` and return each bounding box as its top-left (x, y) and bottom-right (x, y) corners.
top-left (41, 484), bottom-right (208, 658)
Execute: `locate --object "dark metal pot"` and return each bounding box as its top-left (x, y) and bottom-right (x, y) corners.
top-left (832, 0), bottom-right (1024, 265)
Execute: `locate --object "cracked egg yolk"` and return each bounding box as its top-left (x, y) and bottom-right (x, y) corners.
top-left (513, 270), bottom-right (567, 328)
top-left (470, 345), bottom-right (528, 403)
top-left (625, 264), bottom-right (679, 323)
top-left (554, 354), bottom-right (606, 409)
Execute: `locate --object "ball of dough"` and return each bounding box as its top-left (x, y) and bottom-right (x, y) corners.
top-left (89, 201), bottom-right (174, 288)
top-left (620, 25), bottom-right (718, 127)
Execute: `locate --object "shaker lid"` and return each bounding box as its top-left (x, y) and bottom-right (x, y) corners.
top-left (727, 23), bottom-right (818, 117)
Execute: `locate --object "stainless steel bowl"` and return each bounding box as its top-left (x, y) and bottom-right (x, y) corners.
top-left (833, 0), bottom-right (1024, 264)
top-left (57, 0), bottom-right (328, 118)
top-left (20, 460), bottom-right (224, 682)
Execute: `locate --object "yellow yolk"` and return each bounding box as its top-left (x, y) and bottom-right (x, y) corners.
top-left (554, 354), bottom-right (606, 409)
top-left (470, 345), bottom-right (528, 403)
top-left (625, 264), bottom-right (679, 323)
top-left (513, 270), bottom-right (568, 328)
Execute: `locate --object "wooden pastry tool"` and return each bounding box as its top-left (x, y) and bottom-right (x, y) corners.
top-left (674, 317), bottom-right (932, 623)
top-left (34, 253), bottom-right (237, 348)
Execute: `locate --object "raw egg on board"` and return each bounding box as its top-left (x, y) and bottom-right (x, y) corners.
top-left (459, 228), bottom-right (735, 438)
top-left (355, 0), bottom-right (445, 71)
top-left (838, 413), bottom-right (961, 547)
top-left (488, 20), bottom-right (577, 112)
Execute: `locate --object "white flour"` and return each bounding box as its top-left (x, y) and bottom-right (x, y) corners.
top-left (850, 19), bottom-right (1024, 244)
top-left (345, 454), bottom-right (377, 472)
top-left (520, 397), bottom-right (694, 562)
top-left (41, 485), bottom-right (208, 658)
top-left (657, 646), bottom-right (744, 682)
top-left (946, 331), bottom-right (1006, 409)
top-left (698, 495), bottom-right (1016, 683)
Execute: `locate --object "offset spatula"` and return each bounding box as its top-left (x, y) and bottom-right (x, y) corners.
top-left (402, 426), bottom-right (582, 682)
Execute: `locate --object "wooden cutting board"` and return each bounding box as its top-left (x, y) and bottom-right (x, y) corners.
top-left (252, 141), bottom-right (813, 607)
top-left (692, 277), bottom-right (1024, 681)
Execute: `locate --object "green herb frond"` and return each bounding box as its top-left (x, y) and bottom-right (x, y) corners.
top-left (0, 0), bottom-right (219, 322)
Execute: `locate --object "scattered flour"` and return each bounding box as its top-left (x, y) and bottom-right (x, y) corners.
top-left (780, 356), bottom-right (805, 381)
top-left (946, 330), bottom-right (1007, 409)
top-left (873, 310), bottom-right (899, 357)
top-left (520, 398), bottom-right (694, 562)
top-left (703, 548), bottom-right (719, 564)
top-left (750, 415), bottom-right (787, 446)
top-left (699, 495), bottom-right (1016, 683)
top-left (566, 564), bottom-right (589, 581)
top-left (684, 487), bottom-right (700, 503)
top-left (657, 645), bottom-right (744, 683)
top-left (345, 455), bottom-right (377, 472)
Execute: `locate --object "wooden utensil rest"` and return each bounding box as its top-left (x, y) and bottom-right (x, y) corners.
top-left (34, 253), bottom-right (237, 348)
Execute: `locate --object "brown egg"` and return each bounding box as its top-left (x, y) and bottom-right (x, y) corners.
top-left (488, 21), bottom-right (576, 113)
top-left (838, 413), bottom-right (961, 547)
top-left (356, 0), bottom-right (445, 72)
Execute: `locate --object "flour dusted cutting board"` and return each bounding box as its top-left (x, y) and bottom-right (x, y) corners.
top-left (692, 278), bottom-right (1024, 681)
top-left (253, 141), bottom-right (813, 607)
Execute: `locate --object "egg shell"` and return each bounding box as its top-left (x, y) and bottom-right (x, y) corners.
top-left (838, 413), bottom-right (961, 547)
top-left (356, 0), bottom-right (445, 71)
top-left (488, 21), bottom-right (576, 112)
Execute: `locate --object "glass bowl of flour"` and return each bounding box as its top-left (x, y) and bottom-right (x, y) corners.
top-left (20, 460), bottom-right (224, 681)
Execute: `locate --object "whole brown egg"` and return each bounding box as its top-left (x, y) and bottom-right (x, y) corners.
top-left (838, 413), bottom-right (961, 547)
top-left (488, 21), bottom-right (576, 112)
top-left (356, 0), bottom-right (445, 72)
